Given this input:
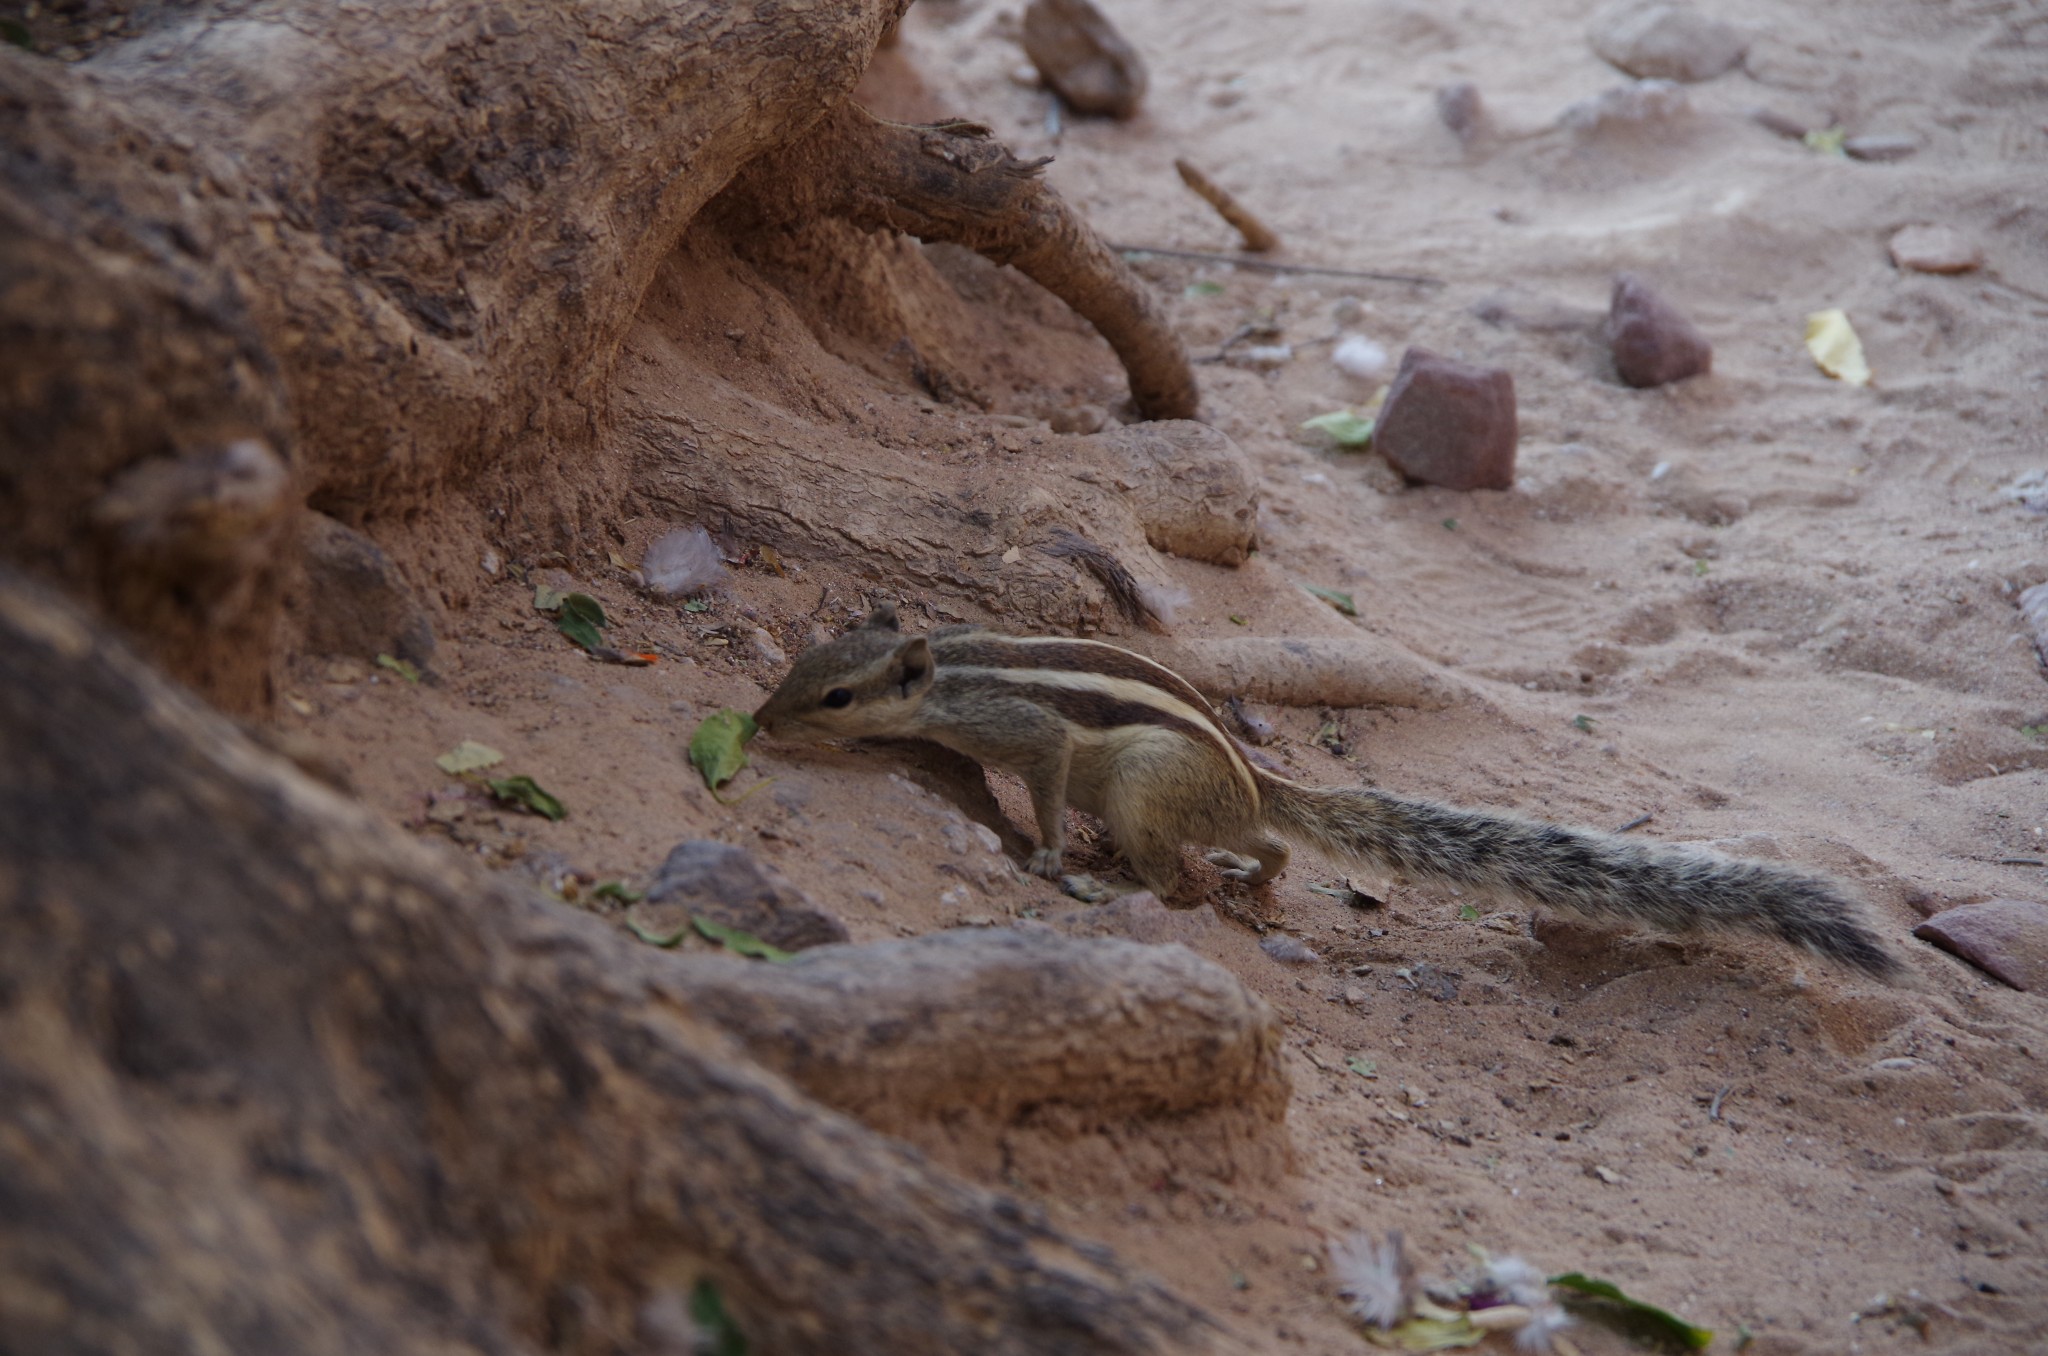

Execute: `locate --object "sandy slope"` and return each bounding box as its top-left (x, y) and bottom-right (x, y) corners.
top-left (289, 0), bottom-right (2048, 1350)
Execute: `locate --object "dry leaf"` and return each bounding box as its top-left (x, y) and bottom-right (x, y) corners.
top-left (1804, 308), bottom-right (1870, 386)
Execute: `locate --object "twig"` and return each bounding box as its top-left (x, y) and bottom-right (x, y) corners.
top-left (1998, 856), bottom-right (2046, 867)
top-left (1615, 813), bottom-right (1653, 833)
top-left (1174, 159), bottom-right (1280, 253)
top-left (1708, 1085), bottom-right (1731, 1121)
top-left (1110, 242), bottom-right (1443, 287)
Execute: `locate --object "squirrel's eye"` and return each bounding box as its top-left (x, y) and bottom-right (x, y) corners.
top-left (821, 688), bottom-right (854, 709)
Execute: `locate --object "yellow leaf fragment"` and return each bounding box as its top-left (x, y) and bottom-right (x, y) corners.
top-left (1804, 308), bottom-right (1870, 387)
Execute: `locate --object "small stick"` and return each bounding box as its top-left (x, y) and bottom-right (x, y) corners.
top-left (1615, 813), bottom-right (1653, 833)
top-left (1110, 242), bottom-right (1442, 287)
top-left (1174, 158), bottom-right (1280, 253)
top-left (1708, 1085), bottom-right (1731, 1121)
top-left (1998, 856), bottom-right (2046, 867)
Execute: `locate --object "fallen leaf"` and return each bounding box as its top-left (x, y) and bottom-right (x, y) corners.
top-left (689, 1278), bottom-right (749, 1356)
top-left (758, 544), bottom-right (787, 578)
top-left (555, 592), bottom-right (609, 650)
top-left (1300, 409), bottom-right (1377, 448)
top-left (592, 880), bottom-right (644, 903)
top-left (1185, 279), bottom-right (1225, 297)
top-left (1458, 903), bottom-right (1479, 921)
top-left (693, 916), bottom-right (793, 962)
top-left (1362, 1315), bottom-right (1485, 1351)
top-left (1345, 1056), bottom-right (1379, 1079)
top-left (435, 740), bottom-right (505, 774)
top-left (1802, 125), bottom-right (1847, 156)
top-left (683, 598), bottom-right (711, 613)
top-left (1302, 583), bottom-right (1359, 616)
top-left (1805, 308), bottom-right (1870, 386)
top-left (533, 582), bottom-right (568, 612)
top-left (625, 917), bottom-right (690, 947)
top-left (1571, 714), bottom-right (1596, 733)
top-left (485, 774), bottom-right (566, 821)
top-left (607, 549), bottom-right (629, 570)
top-left (1549, 1273), bottom-right (1712, 1352)
top-left (689, 709), bottom-right (759, 792)
top-left (1228, 613), bottom-right (1248, 625)
top-left (375, 653), bottom-right (421, 683)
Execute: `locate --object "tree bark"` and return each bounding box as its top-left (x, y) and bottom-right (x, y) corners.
top-left (0, 565), bottom-right (1240, 1355)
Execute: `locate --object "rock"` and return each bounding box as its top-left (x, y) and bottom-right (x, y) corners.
top-left (1435, 82), bottom-right (1485, 144)
top-left (1914, 899), bottom-right (2048, 990)
top-left (1750, 107), bottom-right (1812, 139)
top-left (1888, 224), bottom-right (1982, 275)
top-left (1022, 0), bottom-right (1147, 120)
top-left (1607, 273), bottom-right (1713, 387)
top-left (298, 512), bottom-right (437, 666)
top-left (1845, 133), bottom-right (1919, 162)
top-left (1589, 2), bottom-right (1746, 83)
top-left (637, 840), bottom-right (849, 952)
top-left (1373, 347), bottom-right (1518, 491)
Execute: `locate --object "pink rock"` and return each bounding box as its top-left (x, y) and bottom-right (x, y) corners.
top-left (1607, 273), bottom-right (1713, 387)
top-left (1374, 347), bottom-right (1518, 491)
top-left (1889, 224), bottom-right (1982, 275)
top-left (1913, 898), bottom-right (2048, 990)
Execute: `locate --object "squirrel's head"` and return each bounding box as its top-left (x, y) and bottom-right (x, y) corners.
top-left (753, 603), bottom-right (934, 741)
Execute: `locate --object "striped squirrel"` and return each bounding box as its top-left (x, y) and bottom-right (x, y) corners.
top-left (754, 606), bottom-right (1898, 976)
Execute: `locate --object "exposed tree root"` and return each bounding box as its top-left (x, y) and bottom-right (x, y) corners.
top-left (0, 566), bottom-right (1252, 1355)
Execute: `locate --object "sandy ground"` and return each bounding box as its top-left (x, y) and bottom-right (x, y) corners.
top-left (281, 0), bottom-right (2048, 1351)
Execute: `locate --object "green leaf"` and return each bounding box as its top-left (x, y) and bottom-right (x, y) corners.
top-left (1803, 125), bottom-right (1847, 157)
top-left (434, 740), bottom-right (505, 775)
top-left (625, 917), bottom-right (690, 947)
top-left (1345, 1056), bottom-right (1378, 1079)
top-left (1185, 279), bottom-right (1225, 298)
top-left (593, 880), bottom-right (644, 903)
top-left (1441, 518), bottom-right (1458, 531)
top-left (1366, 1315), bottom-right (1485, 1351)
top-left (2022, 724), bottom-right (2048, 740)
top-left (692, 916), bottom-right (793, 963)
top-left (689, 1279), bottom-right (748, 1356)
top-left (1302, 583), bottom-right (1358, 617)
top-left (1692, 558), bottom-right (1711, 577)
top-left (485, 774), bottom-right (566, 821)
top-left (1228, 613), bottom-right (1248, 626)
top-left (690, 709), bottom-right (759, 791)
top-left (533, 582), bottom-right (568, 612)
top-left (1458, 903), bottom-right (1479, 921)
top-left (555, 592), bottom-right (609, 650)
top-left (1549, 1273), bottom-right (1713, 1352)
top-left (1571, 714), bottom-right (1596, 733)
top-left (683, 598), bottom-right (711, 613)
top-left (375, 653), bottom-right (421, 683)
top-left (1300, 410), bottom-right (1377, 448)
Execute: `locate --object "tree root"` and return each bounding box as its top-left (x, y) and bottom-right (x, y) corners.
top-left (0, 566), bottom-right (1245, 1356)
top-left (719, 103), bottom-right (1198, 420)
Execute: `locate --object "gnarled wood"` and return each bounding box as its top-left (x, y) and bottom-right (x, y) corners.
top-left (0, 566), bottom-right (1233, 1356)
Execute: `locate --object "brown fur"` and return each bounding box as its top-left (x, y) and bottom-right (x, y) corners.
top-left (755, 615), bottom-right (1900, 976)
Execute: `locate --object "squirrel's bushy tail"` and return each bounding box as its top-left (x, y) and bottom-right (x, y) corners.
top-left (1264, 781), bottom-right (1899, 977)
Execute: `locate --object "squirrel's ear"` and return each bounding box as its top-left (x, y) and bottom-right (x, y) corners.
top-left (889, 636), bottom-right (935, 699)
top-left (859, 603), bottom-right (900, 632)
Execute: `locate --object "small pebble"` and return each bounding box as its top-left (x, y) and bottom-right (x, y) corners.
top-left (1233, 343), bottom-right (1294, 369)
top-left (1373, 347), bottom-right (1518, 492)
top-left (1435, 82), bottom-right (1485, 144)
top-left (749, 627), bottom-right (786, 666)
top-left (1589, 1), bottom-right (1746, 83)
top-left (1845, 133), bottom-right (1919, 162)
top-left (1331, 334), bottom-right (1391, 381)
top-left (1888, 224), bottom-right (1982, 275)
top-left (1607, 273), bottom-right (1712, 387)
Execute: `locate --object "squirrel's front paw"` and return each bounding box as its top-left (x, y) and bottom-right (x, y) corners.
top-left (1026, 847), bottom-right (1064, 879)
top-left (1205, 850), bottom-right (1271, 885)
